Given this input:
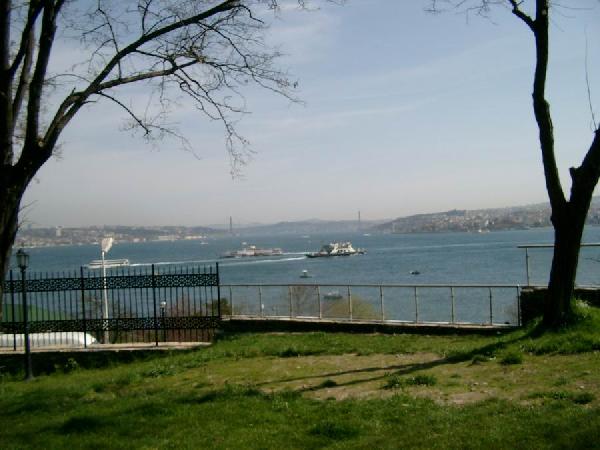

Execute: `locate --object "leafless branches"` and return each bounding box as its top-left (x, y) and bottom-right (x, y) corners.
top-left (2, 0), bottom-right (302, 177)
top-left (584, 29), bottom-right (598, 131)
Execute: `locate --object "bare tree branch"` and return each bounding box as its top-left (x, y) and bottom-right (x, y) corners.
top-left (7, 1), bottom-right (44, 80)
top-left (584, 29), bottom-right (598, 131)
top-left (507, 0), bottom-right (535, 30)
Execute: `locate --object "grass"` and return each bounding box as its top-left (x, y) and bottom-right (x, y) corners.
top-left (1, 307), bottom-right (599, 448)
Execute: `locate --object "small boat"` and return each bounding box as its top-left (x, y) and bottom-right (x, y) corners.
top-left (409, 270), bottom-right (421, 275)
top-left (221, 245), bottom-right (284, 258)
top-left (324, 291), bottom-right (343, 300)
top-left (87, 259), bottom-right (130, 269)
top-left (306, 242), bottom-right (365, 258)
top-left (300, 270), bottom-right (311, 278)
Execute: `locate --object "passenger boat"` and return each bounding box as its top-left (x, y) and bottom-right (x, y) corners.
top-left (221, 245), bottom-right (284, 258)
top-left (305, 242), bottom-right (365, 258)
top-left (86, 259), bottom-right (130, 269)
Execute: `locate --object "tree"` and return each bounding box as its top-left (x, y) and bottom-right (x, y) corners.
top-left (429, 0), bottom-right (600, 326)
top-left (0, 0), bottom-right (300, 321)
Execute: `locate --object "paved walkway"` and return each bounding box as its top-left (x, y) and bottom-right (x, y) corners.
top-left (0, 342), bottom-right (210, 354)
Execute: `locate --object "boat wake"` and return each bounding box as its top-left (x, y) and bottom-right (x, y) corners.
top-left (222, 256), bottom-right (306, 266)
top-left (129, 258), bottom-right (217, 267)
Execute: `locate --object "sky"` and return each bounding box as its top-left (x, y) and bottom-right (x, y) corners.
top-left (20, 0), bottom-right (600, 228)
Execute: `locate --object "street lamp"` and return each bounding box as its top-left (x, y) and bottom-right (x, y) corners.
top-left (160, 301), bottom-right (167, 343)
top-left (100, 237), bottom-right (113, 344)
top-left (16, 248), bottom-right (33, 381)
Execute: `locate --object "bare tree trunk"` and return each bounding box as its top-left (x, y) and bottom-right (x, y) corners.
top-left (545, 131), bottom-right (600, 326)
top-left (545, 206), bottom-right (585, 325)
top-left (0, 168), bottom-right (26, 321)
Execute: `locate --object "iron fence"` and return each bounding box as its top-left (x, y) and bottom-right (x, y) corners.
top-left (1, 264), bottom-right (221, 349)
top-left (222, 283), bottom-right (521, 326)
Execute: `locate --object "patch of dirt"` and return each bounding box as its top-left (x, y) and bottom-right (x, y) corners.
top-left (192, 352), bottom-right (600, 406)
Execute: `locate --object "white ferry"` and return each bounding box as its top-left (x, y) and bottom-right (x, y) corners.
top-left (305, 242), bottom-right (365, 258)
top-left (221, 245), bottom-right (284, 258)
top-left (86, 259), bottom-right (130, 269)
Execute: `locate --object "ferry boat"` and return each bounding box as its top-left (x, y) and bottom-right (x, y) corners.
top-left (86, 259), bottom-right (130, 269)
top-left (305, 242), bottom-right (365, 258)
top-left (221, 245), bottom-right (284, 258)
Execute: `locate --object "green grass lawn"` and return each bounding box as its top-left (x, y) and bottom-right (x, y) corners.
top-left (1, 306), bottom-right (599, 449)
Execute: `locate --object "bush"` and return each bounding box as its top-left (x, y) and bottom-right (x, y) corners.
top-left (500, 352), bottom-right (523, 365)
top-left (384, 373), bottom-right (437, 389)
top-left (309, 421), bottom-right (359, 440)
top-left (572, 392), bottom-right (595, 405)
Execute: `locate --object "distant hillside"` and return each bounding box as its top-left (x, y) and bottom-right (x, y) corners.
top-left (233, 219), bottom-right (388, 236)
top-left (374, 197), bottom-right (600, 234)
top-left (17, 225), bottom-right (219, 247)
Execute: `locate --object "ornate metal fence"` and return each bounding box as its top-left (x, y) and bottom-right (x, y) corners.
top-left (1, 264), bottom-right (220, 349)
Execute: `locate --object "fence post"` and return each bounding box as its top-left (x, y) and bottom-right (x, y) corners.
top-left (317, 286), bottom-right (322, 319)
top-left (288, 285), bottom-right (293, 318)
top-left (525, 248), bottom-right (530, 286)
top-left (488, 287), bottom-right (493, 325)
top-left (348, 286), bottom-right (353, 321)
top-left (229, 286), bottom-right (234, 316)
top-left (414, 286), bottom-right (419, 323)
top-left (516, 285), bottom-right (521, 326)
top-left (152, 264), bottom-right (158, 347)
top-left (380, 285), bottom-right (385, 322)
top-left (450, 287), bottom-right (455, 324)
top-left (258, 286), bottom-right (263, 317)
top-left (216, 263), bottom-right (221, 318)
top-left (80, 267), bottom-right (87, 348)
top-left (10, 270), bottom-right (16, 351)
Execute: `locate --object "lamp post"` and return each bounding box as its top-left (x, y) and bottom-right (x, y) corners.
top-left (100, 237), bottom-right (113, 344)
top-left (160, 301), bottom-right (167, 343)
top-left (16, 248), bottom-right (33, 381)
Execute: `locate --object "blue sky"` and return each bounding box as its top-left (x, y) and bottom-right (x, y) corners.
top-left (22, 0), bottom-right (600, 227)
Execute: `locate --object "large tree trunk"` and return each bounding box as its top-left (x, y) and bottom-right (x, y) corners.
top-left (544, 158), bottom-right (599, 327)
top-left (0, 168), bottom-right (26, 322)
top-left (545, 205), bottom-right (586, 326)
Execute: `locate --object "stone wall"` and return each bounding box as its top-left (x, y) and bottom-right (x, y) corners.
top-left (520, 287), bottom-right (600, 324)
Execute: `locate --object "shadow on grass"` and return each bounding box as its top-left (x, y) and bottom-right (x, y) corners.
top-left (0, 347), bottom-right (198, 377)
top-left (253, 316), bottom-right (600, 395)
top-left (180, 383), bottom-right (301, 405)
top-left (59, 415), bottom-right (113, 434)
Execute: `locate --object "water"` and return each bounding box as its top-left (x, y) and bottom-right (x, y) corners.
top-left (7, 227), bottom-right (600, 327)
top-left (11, 226), bottom-right (600, 286)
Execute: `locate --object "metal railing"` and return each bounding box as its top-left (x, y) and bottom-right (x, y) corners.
top-left (221, 283), bottom-right (522, 327)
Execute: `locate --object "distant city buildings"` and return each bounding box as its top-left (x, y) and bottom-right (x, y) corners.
top-left (15, 198), bottom-right (600, 247)
top-left (16, 225), bottom-right (215, 247)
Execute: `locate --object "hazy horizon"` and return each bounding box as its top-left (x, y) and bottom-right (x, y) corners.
top-left (21, 1), bottom-right (600, 228)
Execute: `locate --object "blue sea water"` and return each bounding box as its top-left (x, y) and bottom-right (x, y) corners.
top-left (11, 226), bottom-right (600, 287)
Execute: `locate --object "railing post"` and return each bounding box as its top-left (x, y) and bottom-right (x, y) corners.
top-left (450, 287), bottom-right (455, 324)
top-left (10, 270), bottom-right (16, 351)
top-left (80, 267), bottom-right (87, 348)
top-left (216, 262), bottom-right (221, 318)
top-left (414, 286), bottom-right (419, 323)
top-left (380, 285), bottom-right (385, 322)
top-left (317, 286), bottom-right (322, 319)
top-left (525, 248), bottom-right (531, 286)
top-left (229, 286), bottom-right (234, 317)
top-left (348, 286), bottom-right (353, 321)
top-left (258, 286), bottom-right (263, 317)
top-left (488, 287), bottom-right (493, 325)
top-left (516, 285), bottom-right (521, 326)
top-left (152, 264), bottom-right (158, 347)
top-left (288, 285), bottom-right (293, 318)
